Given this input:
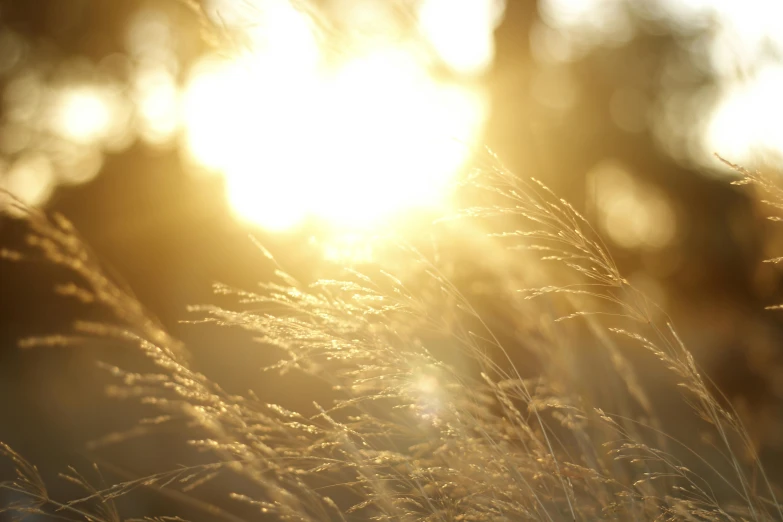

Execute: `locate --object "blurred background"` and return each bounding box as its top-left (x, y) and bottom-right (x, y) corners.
top-left (2, 0), bottom-right (783, 517)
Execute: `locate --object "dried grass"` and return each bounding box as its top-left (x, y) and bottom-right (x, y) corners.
top-left (1, 152), bottom-right (781, 521)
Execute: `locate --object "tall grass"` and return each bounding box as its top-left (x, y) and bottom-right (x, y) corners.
top-left (1, 151), bottom-right (781, 521)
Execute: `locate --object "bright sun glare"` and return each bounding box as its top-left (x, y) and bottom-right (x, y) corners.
top-left (182, 0), bottom-right (490, 231)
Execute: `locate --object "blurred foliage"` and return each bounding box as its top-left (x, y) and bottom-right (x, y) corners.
top-left (1, 0), bottom-right (783, 517)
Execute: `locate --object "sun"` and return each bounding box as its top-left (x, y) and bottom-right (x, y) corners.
top-left (180, 1), bottom-right (489, 232)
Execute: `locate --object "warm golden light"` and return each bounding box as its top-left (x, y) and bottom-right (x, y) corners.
top-left (4, 153), bottom-right (55, 205)
top-left (538, 0), bottom-right (783, 169)
top-left (134, 66), bottom-right (180, 146)
top-left (589, 160), bottom-right (677, 250)
top-left (705, 65), bottom-right (783, 165)
top-left (588, 160), bottom-right (677, 250)
top-left (54, 88), bottom-right (112, 144)
top-left (182, 1), bottom-right (488, 231)
top-left (418, 0), bottom-right (505, 75)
